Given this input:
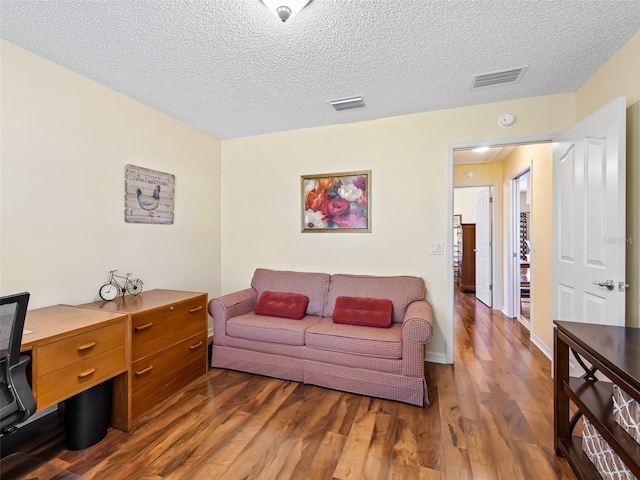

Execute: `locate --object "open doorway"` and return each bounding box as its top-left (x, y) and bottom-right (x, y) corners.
top-left (513, 170), bottom-right (531, 329)
top-left (453, 186), bottom-right (493, 307)
top-left (450, 141), bottom-right (553, 363)
top-left (446, 99), bottom-right (624, 366)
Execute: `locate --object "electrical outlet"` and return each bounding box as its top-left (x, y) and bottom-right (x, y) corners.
top-left (431, 242), bottom-right (444, 255)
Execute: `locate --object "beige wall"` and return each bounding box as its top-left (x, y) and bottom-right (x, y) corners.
top-left (576, 31), bottom-right (640, 328)
top-left (502, 144), bottom-right (553, 352)
top-left (222, 95), bottom-right (575, 360)
top-left (453, 186), bottom-right (487, 224)
top-left (0, 41), bottom-right (223, 311)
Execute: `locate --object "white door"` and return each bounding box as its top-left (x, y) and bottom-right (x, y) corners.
top-left (552, 97), bottom-right (626, 326)
top-left (476, 187), bottom-right (492, 307)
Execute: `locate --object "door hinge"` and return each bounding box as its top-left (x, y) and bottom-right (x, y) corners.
top-left (489, 240), bottom-right (493, 247)
top-left (489, 285), bottom-right (493, 291)
top-left (489, 197), bottom-right (493, 203)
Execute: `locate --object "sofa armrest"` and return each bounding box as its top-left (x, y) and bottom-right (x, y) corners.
top-left (208, 288), bottom-right (257, 346)
top-left (401, 300), bottom-right (434, 377)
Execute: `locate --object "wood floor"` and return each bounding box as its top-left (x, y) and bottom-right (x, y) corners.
top-left (3, 290), bottom-right (577, 479)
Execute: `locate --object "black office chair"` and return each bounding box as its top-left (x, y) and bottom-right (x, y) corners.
top-left (1, 292), bottom-right (36, 434)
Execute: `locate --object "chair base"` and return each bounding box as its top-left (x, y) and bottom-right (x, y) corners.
top-left (0, 452), bottom-right (84, 480)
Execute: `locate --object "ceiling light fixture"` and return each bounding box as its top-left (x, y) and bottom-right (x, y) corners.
top-left (261, 0), bottom-right (312, 22)
top-left (472, 147), bottom-right (490, 153)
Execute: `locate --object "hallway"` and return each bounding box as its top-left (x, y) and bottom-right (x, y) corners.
top-left (428, 289), bottom-right (576, 478)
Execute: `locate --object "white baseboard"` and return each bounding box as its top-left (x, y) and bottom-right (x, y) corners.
top-left (425, 351), bottom-right (448, 364)
top-left (501, 306), bottom-right (516, 319)
top-left (208, 327), bottom-right (213, 342)
top-left (518, 315), bottom-right (531, 330)
top-left (530, 332), bottom-right (552, 361)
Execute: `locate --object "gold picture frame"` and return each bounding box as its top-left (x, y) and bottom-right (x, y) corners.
top-left (301, 170), bottom-right (371, 233)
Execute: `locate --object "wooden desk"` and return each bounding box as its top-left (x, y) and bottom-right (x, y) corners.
top-left (21, 290), bottom-right (207, 434)
top-left (22, 305), bottom-right (128, 422)
top-left (80, 289), bottom-right (208, 431)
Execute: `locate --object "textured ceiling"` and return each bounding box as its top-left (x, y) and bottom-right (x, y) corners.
top-left (1, 1), bottom-right (639, 139)
top-left (454, 146), bottom-right (516, 165)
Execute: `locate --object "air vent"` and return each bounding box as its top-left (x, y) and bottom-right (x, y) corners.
top-left (471, 66), bottom-right (528, 89)
top-left (330, 96), bottom-right (365, 111)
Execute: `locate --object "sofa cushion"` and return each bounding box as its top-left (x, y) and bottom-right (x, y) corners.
top-left (255, 291), bottom-right (309, 320)
top-left (303, 347), bottom-right (402, 375)
top-left (332, 296), bottom-right (393, 328)
top-left (227, 312), bottom-right (323, 346)
top-left (305, 318), bottom-right (402, 359)
top-left (324, 274), bottom-right (425, 323)
top-left (251, 269), bottom-right (330, 317)
top-left (227, 336), bottom-right (304, 358)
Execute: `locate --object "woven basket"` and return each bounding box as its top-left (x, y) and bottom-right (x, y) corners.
top-left (582, 417), bottom-right (637, 480)
top-left (613, 384), bottom-right (640, 444)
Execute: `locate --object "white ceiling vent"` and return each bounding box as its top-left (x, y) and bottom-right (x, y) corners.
top-left (471, 66), bottom-right (528, 89)
top-left (330, 96), bottom-right (365, 111)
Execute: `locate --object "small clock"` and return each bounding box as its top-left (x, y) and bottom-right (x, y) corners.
top-left (99, 282), bottom-right (119, 301)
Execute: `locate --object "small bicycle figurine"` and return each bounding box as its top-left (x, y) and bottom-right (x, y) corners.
top-left (99, 270), bottom-right (144, 301)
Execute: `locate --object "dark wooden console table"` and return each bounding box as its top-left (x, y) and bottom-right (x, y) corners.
top-left (554, 320), bottom-right (640, 479)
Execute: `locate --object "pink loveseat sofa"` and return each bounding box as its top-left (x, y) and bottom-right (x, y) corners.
top-left (208, 269), bottom-right (434, 406)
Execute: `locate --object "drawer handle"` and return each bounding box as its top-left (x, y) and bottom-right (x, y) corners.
top-left (78, 368), bottom-right (96, 379)
top-left (189, 341), bottom-right (203, 350)
top-left (189, 306), bottom-right (203, 314)
top-left (77, 341), bottom-right (97, 352)
top-left (135, 322), bottom-right (153, 332)
top-left (135, 365), bottom-right (154, 376)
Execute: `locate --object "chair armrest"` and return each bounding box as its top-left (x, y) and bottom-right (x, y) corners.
top-left (11, 355), bottom-right (36, 416)
top-left (208, 288), bottom-right (257, 346)
top-left (401, 300), bottom-right (434, 377)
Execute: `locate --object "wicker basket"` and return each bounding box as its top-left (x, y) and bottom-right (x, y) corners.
top-left (582, 417), bottom-right (637, 480)
top-left (613, 384), bottom-right (640, 445)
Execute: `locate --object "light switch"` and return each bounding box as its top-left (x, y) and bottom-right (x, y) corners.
top-left (431, 242), bottom-right (444, 255)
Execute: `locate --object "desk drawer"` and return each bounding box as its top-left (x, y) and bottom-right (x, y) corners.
top-left (37, 321), bottom-right (125, 376)
top-left (37, 345), bottom-right (125, 410)
top-left (132, 297), bottom-right (206, 362)
top-left (131, 332), bottom-right (206, 419)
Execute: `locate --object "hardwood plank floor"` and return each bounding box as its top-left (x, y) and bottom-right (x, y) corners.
top-left (2, 290), bottom-right (577, 479)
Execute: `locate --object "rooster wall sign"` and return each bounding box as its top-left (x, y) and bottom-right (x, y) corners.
top-left (125, 164), bottom-right (175, 224)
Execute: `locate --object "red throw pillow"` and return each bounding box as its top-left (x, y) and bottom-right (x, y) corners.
top-left (254, 291), bottom-right (309, 320)
top-left (332, 296), bottom-right (393, 328)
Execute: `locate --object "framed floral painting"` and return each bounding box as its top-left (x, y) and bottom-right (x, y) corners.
top-left (301, 170), bottom-right (371, 233)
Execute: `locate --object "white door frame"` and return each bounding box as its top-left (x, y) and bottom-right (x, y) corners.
top-left (475, 186), bottom-right (494, 307)
top-left (446, 134), bottom-right (554, 364)
top-left (510, 168), bottom-right (532, 328)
